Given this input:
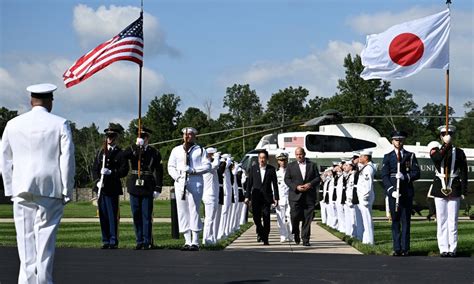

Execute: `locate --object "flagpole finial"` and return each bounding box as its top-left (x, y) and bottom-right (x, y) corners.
top-left (446, 0), bottom-right (451, 6)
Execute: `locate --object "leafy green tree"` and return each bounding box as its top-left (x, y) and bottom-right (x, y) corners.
top-left (454, 101), bottom-right (474, 148)
top-left (223, 84), bottom-right (262, 125)
top-left (142, 94), bottom-right (182, 142)
top-left (72, 123), bottom-right (102, 187)
top-left (0, 107), bottom-right (18, 136)
top-left (265, 86), bottom-right (309, 123)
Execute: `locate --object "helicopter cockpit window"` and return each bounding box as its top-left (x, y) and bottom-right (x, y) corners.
top-left (305, 134), bottom-right (376, 152)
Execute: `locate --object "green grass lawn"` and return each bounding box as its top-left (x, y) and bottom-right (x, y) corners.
top-left (320, 221), bottom-right (474, 256)
top-left (0, 222), bottom-right (253, 250)
top-left (0, 200), bottom-right (177, 218)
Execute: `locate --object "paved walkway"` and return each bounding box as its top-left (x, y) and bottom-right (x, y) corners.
top-left (226, 220), bottom-right (362, 254)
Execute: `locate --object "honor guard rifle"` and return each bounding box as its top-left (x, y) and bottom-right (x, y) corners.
top-left (182, 128), bottom-right (190, 200)
top-left (96, 136), bottom-right (109, 200)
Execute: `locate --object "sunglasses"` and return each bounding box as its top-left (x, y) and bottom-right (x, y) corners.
top-left (441, 132), bottom-right (453, 137)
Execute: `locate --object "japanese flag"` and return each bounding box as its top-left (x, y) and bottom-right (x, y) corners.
top-left (360, 8), bottom-right (450, 80)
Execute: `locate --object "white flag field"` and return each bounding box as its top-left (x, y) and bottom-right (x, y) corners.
top-left (360, 8), bottom-right (450, 80)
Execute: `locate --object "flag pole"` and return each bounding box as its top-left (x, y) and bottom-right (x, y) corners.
top-left (137, 0), bottom-right (144, 179)
top-left (445, 1), bottom-right (451, 132)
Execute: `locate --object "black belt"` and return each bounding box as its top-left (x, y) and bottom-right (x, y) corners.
top-left (131, 170), bottom-right (153, 176)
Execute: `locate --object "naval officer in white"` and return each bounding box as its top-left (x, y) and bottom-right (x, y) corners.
top-left (1, 83), bottom-right (75, 284)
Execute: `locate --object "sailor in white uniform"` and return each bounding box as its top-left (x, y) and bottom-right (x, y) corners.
top-left (356, 149), bottom-right (376, 245)
top-left (202, 147), bottom-right (220, 245)
top-left (167, 127), bottom-right (210, 251)
top-left (275, 151), bottom-right (292, 242)
top-left (1, 83), bottom-right (75, 284)
top-left (430, 126), bottom-right (468, 257)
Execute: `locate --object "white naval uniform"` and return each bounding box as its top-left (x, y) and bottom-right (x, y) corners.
top-left (320, 178), bottom-right (329, 225)
top-left (202, 157), bottom-right (220, 244)
top-left (168, 144), bottom-right (210, 244)
top-left (327, 177), bottom-right (338, 229)
top-left (335, 174), bottom-right (346, 233)
top-left (275, 167), bottom-right (292, 241)
top-left (435, 197), bottom-right (460, 253)
top-left (239, 170), bottom-right (249, 225)
top-left (343, 172), bottom-right (356, 237)
top-left (1, 106), bottom-right (75, 284)
top-left (356, 162), bottom-right (376, 245)
top-left (217, 164), bottom-right (232, 239)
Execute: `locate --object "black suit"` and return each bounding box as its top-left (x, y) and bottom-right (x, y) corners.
top-left (284, 159), bottom-right (320, 242)
top-left (245, 164), bottom-right (279, 243)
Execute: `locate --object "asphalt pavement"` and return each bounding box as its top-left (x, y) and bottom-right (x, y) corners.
top-left (1, 247), bottom-right (473, 284)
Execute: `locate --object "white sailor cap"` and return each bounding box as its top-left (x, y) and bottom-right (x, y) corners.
top-left (438, 125), bottom-right (456, 135)
top-left (26, 83), bottom-right (57, 99)
top-left (181, 127), bottom-right (198, 134)
top-left (206, 147), bottom-right (217, 154)
top-left (276, 150), bottom-right (289, 160)
top-left (220, 153), bottom-right (230, 161)
top-left (359, 149), bottom-right (373, 156)
top-left (324, 167), bottom-right (333, 172)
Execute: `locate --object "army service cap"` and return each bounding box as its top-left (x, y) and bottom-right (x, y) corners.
top-left (391, 130), bottom-right (407, 140)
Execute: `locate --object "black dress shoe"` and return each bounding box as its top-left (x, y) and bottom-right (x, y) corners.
top-left (294, 234), bottom-right (301, 245)
top-left (189, 244), bottom-right (200, 251)
top-left (401, 251), bottom-right (409, 257)
top-left (143, 244), bottom-right (152, 250)
top-left (134, 244), bottom-right (143, 250)
top-left (109, 244), bottom-right (118, 249)
top-left (181, 244), bottom-right (190, 251)
top-left (101, 244), bottom-right (109, 249)
top-left (392, 251), bottom-right (402, 256)
top-left (447, 252), bottom-right (456, 257)
top-left (440, 252), bottom-right (449, 257)
top-left (302, 240), bottom-right (310, 247)
top-left (263, 240), bottom-right (269, 246)
top-left (257, 236), bottom-right (262, 243)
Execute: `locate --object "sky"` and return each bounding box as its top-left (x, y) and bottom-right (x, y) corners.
top-left (1, 0), bottom-right (473, 131)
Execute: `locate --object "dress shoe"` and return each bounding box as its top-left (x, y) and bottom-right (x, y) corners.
top-left (447, 252), bottom-right (456, 257)
top-left (134, 244), bottom-right (143, 250)
top-left (101, 244), bottom-right (109, 249)
top-left (143, 244), bottom-right (152, 250)
top-left (109, 244), bottom-right (118, 249)
top-left (440, 252), bottom-right (449, 258)
top-left (302, 240), bottom-right (310, 247)
top-left (181, 244), bottom-right (190, 251)
top-left (257, 235), bottom-right (262, 243)
top-left (263, 240), bottom-right (269, 246)
top-left (401, 251), bottom-right (409, 257)
top-left (392, 251), bottom-right (402, 256)
top-left (189, 244), bottom-right (200, 251)
top-left (294, 234), bottom-right (301, 245)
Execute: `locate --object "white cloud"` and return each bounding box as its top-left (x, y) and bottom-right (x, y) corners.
top-left (218, 7), bottom-right (472, 115)
top-left (0, 59), bottom-right (167, 130)
top-left (73, 4), bottom-right (179, 57)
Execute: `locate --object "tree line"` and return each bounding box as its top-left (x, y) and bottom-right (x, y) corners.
top-left (1, 54), bottom-right (473, 187)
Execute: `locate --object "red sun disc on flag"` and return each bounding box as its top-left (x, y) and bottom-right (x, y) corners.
top-left (389, 33), bottom-right (424, 66)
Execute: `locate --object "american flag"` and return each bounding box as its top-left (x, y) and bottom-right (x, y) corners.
top-left (63, 14), bottom-right (144, 88)
top-left (283, 136), bottom-right (304, 148)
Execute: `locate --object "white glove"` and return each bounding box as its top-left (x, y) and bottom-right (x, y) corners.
top-left (100, 168), bottom-right (112, 175)
top-left (136, 137), bottom-right (144, 146)
top-left (181, 165), bottom-right (194, 174)
top-left (153, 191), bottom-right (160, 199)
top-left (63, 195), bottom-right (71, 205)
top-left (96, 181), bottom-right (104, 189)
top-left (442, 134), bottom-right (452, 144)
top-left (226, 158), bottom-right (233, 168)
top-left (395, 172), bottom-right (404, 180)
top-left (391, 191), bottom-right (401, 199)
top-left (213, 152), bottom-right (220, 160)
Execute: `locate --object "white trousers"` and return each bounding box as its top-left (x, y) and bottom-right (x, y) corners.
top-left (327, 202), bottom-right (338, 229)
top-left (239, 203), bottom-right (248, 225)
top-left (176, 183), bottom-right (203, 233)
top-left (359, 203), bottom-right (374, 245)
top-left (202, 199), bottom-right (218, 244)
top-left (435, 197), bottom-right (460, 253)
top-left (217, 190), bottom-right (232, 239)
top-left (336, 203), bottom-right (345, 233)
top-left (213, 205), bottom-right (222, 241)
top-left (320, 202), bottom-right (327, 224)
top-left (353, 204), bottom-right (364, 241)
top-left (276, 203), bottom-right (292, 240)
top-left (344, 204), bottom-right (355, 237)
top-left (13, 194), bottom-right (64, 284)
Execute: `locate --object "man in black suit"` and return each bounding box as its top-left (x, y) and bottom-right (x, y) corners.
top-left (284, 147), bottom-right (320, 246)
top-left (244, 150), bottom-right (279, 245)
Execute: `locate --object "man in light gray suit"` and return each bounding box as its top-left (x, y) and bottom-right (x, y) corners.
top-left (284, 147), bottom-right (320, 246)
top-left (1, 83), bottom-right (75, 284)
